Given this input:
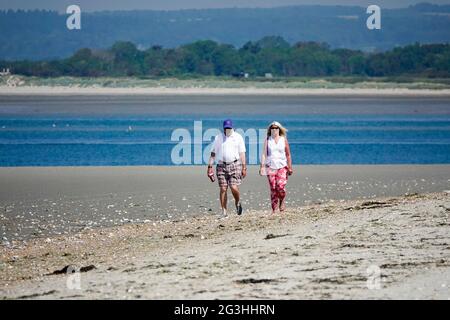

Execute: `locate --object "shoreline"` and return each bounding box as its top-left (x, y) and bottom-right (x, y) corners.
top-left (2, 86), bottom-right (450, 97)
top-left (1, 191), bottom-right (449, 299)
top-left (1, 164), bottom-right (449, 241)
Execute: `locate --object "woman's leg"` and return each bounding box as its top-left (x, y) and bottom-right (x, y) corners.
top-left (267, 168), bottom-right (278, 212)
top-left (276, 167), bottom-right (288, 211)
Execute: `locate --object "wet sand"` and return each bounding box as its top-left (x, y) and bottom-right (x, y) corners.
top-left (0, 191), bottom-right (449, 299)
top-left (1, 94), bottom-right (450, 116)
top-left (1, 165), bottom-right (450, 242)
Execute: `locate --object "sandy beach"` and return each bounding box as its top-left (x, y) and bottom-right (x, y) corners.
top-left (0, 191), bottom-right (448, 300)
top-left (0, 165), bottom-right (449, 299)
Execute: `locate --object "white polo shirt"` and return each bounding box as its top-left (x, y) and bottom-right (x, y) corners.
top-left (213, 131), bottom-right (246, 163)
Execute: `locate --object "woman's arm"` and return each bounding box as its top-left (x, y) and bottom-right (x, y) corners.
top-left (285, 137), bottom-right (293, 175)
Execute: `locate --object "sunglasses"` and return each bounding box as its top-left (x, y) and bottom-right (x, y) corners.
top-left (270, 127), bottom-right (279, 130)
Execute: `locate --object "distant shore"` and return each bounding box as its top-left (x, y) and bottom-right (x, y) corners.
top-left (1, 86), bottom-right (450, 97)
top-left (1, 75), bottom-right (450, 97)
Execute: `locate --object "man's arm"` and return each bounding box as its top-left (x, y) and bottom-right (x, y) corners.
top-left (208, 152), bottom-right (216, 166)
top-left (207, 152), bottom-right (215, 175)
top-left (238, 135), bottom-right (247, 178)
top-left (208, 136), bottom-right (218, 176)
top-left (239, 152), bottom-right (247, 178)
top-left (260, 138), bottom-right (267, 175)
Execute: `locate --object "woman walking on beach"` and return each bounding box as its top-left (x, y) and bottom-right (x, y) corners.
top-left (260, 121), bottom-right (293, 213)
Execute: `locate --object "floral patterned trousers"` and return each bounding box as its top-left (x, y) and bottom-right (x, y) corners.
top-left (267, 166), bottom-right (288, 211)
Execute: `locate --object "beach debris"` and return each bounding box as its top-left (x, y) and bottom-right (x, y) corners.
top-left (16, 290), bottom-right (58, 299)
top-left (339, 243), bottom-right (367, 248)
top-left (2, 237), bottom-right (10, 247)
top-left (264, 233), bottom-right (290, 240)
top-left (47, 264), bottom-right (96, 276)
top-left (142, 262), bottom-right (176, 270)
top-left (404, 192), bottom-right (419, 197)
top-left (312, 276), bottom-right (366, 284)
top-left (344, 200), bottom-right (393, 211)
top-left (380, 259), bottom-right (447, 270)
top-left (360, 201), bottom-right (393, 209)
top-left (235, 278), bottom-right (279, 285)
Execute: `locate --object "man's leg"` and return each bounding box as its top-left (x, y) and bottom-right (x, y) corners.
top-left (230, 184), bottom-right (240, 207)
top-left (217, 164), bottom-right (228, 215)
top-left (230, 184), bottom-right (242, 215)
top-left (220, 186), bottom-right (228, 211)
top-left (229, 162), bottom-right (243, 215)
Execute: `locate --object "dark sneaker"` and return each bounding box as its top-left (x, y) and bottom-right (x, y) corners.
top-left (236, 202), bottom-right (243, 215)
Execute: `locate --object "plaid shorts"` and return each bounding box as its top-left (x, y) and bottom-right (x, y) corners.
top-left (216, 161), bottom-right (242, 187)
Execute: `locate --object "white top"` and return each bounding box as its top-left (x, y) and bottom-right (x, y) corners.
top-left (266, 136), bottom-right (287, 169)
top-left (213, 131), bottom-right (246, 163)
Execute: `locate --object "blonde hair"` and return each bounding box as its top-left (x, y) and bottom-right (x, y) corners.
top-left (267, 121), bottom-right (287, 137)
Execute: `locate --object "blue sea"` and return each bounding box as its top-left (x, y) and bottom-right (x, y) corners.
top-left (0, 113), bottom-right (449, 166)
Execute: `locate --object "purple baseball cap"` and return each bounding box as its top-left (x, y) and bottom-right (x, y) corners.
top-left (223, 119), bottom-right (233, 129)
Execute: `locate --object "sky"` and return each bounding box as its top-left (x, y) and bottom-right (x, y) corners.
top-left (0, 0), bottom-right (450, 12)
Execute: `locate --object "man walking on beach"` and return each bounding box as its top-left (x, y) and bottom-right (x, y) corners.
top-left (207, 119), bottom-right (246, 216)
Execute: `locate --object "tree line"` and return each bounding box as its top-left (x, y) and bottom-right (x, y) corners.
top-left (1, 36), bottom-right (449, 78)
